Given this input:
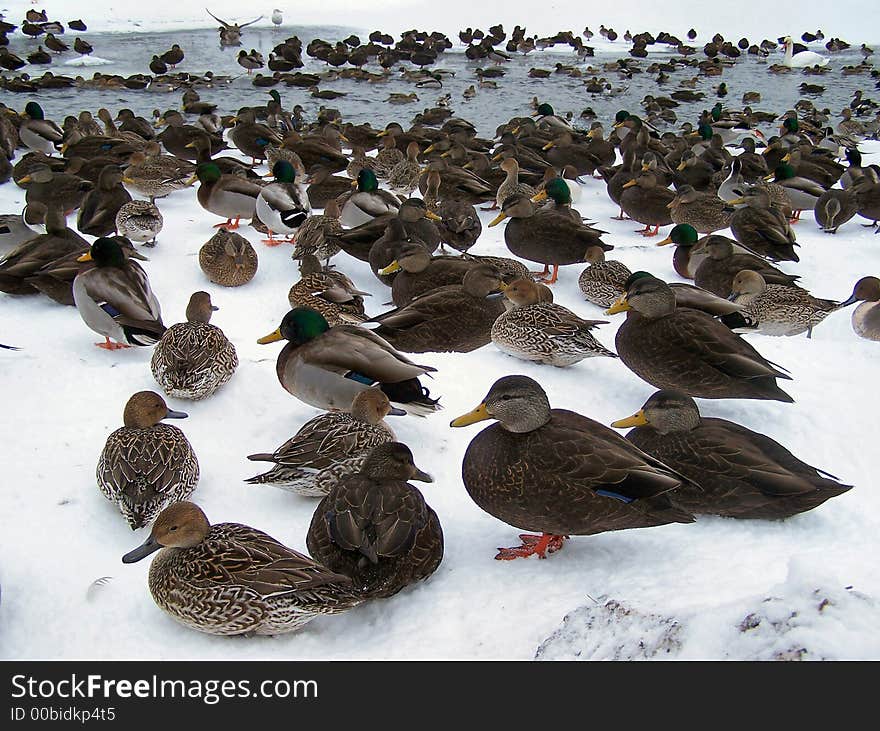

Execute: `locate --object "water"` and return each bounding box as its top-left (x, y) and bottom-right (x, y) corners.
top-left (1, 24), bottom-right (877, 137)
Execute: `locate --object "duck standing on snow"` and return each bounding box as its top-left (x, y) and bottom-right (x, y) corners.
top-left (98, 392), bottom-right (199, 529)
top-left (194, 162), bottom-right (261, 230)
top-left (150, 291), bottom-right (238, 400)
top-left (115, 200), bottom-right (164, 247)
top-left (255, 160), bottom-right (310, 245)
top-left (340, 168), bottom-right (401, 228)
top-left (73, 237), bottom-right (165, 349)
top-left (122, 501), bottom-right (361, 636)
top-left (15, 102), bottom-right (63, 155)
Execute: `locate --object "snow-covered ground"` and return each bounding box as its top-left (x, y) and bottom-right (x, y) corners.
top-left (1, 127), bottom-right (878, 658)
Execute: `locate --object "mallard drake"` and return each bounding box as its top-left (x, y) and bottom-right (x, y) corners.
top-left (292, 199), bottom-right (343, 263)
top-left (76, 165), bottom-right (132, 237)
top-left (531, 175), bottom-right (581, 222)
top-left (449, 375), bottom-right (694, 560)
top-left (256, 160), bottom-right (311, 245)
top-left (16, 102), bottom-right (63, 155)
top-left (122, 501), bottom-right (361, 635)
top-left (620, 170), bottom-right (674, 236)
top-left (337, 197), bottom-right (439, 264)
top-left (150, 292), bottom-right (238, 400)
top-left (195, 162), bottom-right (262, 230)
top-left (115, 200), bottom-right (163, 247)
top-left (607, 272), bottom-right (793, 401)
top-left (578, 246), bottom-right (633, 308)
top-left (491, 277), bottom-right (616, 366)
top-left (0, 206), bottom-right (88, 296)
top-left (532, 103), bottom-right (573, 134)
top-left (246, 388), bottom-right (401, 494)
top-left (17, 164), bottom-right (93, 215)
top-left (387, 141), bottom-right (423, 198)
top-left (726, 270), bottom-right (840, 337)
top-left (369, 264), bottom-right (507, 353)
top-left (122, 144), bottom-right (196, 203)
top-left (98, 392), bottom-right (199, 529)
top-left (814, 188), bottom-right (858, 234)
top-left (692, 235), bottom-right (800, 298)
top-left (727, 187), bottom-right (799, 262)
top-left (765, 163), bottom-right (826, 220)
top-left (198, 227), bottom-right (258, 287)
top-left (73, 237), bottom-right (165, 349)
top-left (288, 254), bottom-right (369, 325)
top-left (488, 193), bottom-right (610, 284)
top-left (493, 157), bottom-right (537, 210)
top-left (840, 276), bottom-right (880, 341)
top-left (306, 442), bottom-right (442, 598)
top-left (668, 185), bottom-right (731, 234)
top-left (230, 108), bottom-right (283, 163)
top-left (612, 390), bottom-right (851, 519)
top-left (0, 202), bottom-right (47, 254)
top-left (339, 168), bottom-right (401, 228)
top-left (656, 223), bottom-right (709, 280)
top-left (257, 307), bottom-right (441, 415)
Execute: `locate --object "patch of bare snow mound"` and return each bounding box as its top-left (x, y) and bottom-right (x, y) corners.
top-left (536, 560), bottom-right (880, 660)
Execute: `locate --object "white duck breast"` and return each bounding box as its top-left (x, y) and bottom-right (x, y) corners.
top-left (340, 191), bottom-right (400, 228)
top-left (256, 182), bottom-right (311, 236)
top-left (19, 121), bottom-right (63, 155)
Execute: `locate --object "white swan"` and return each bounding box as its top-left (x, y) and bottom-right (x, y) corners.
top-left (782, 36), bottom-right (829, 67)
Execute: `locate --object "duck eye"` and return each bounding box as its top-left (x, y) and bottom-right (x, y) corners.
top-left (169, 526), bottom-right (178, 532)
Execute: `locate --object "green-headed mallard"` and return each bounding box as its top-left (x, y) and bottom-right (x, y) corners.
top-left (612, 390), bottom-right (851, 519)
top-left (692, 235), bottom-right (800, 298)
top-left (667, 185), bottom-right (731, 234)
top-left (150, 292), bottom-right (238, 400)
top-left (17, 101), bottom-right (63, 155)
top-left (765, 162), bottom-right (826, 220)
top-left (195, 162), bottom-right (262, 230)
top-left (98, 391), bottom-right (199, 529)
top-left (288, 254), bottom-right (369, 325)
top-left (198, 227), bottom-right (258, 287)
top-left (491, 277), bottom-right (616, 366)
top-left (728, 186), bottom-right (799, 262)
top-left (726, 270), bottom-right (840, 337)
top-left (257, 307), bottom-right (441, 415)
top-left (449, 375), bottom-right (694, 560)
top-left (246, 388), bottom-right (401, 494)
top-left (369, 264), bottom-right (507, 353)
top-left (306, 442), bottom-right (442, 598)
top-left (77, 165), bottom-right (132, 237)
top-left (530, 176), bottom-right (581, 222)
top-left (72, 237), bottom-right (165, 348)
top-left (115, 200), bottom-right (163, 247)
top-left (489, 193), bottom-right (610, 284)
top-left (607, 272), bottom-right (793, 401)
top-left (840, 276), bottom-right (880, 340)
top-left (122, 501), bottom-right (361, 635)
top-left (339, 168), bottom-right (401, 228)
top-left (255, 159), bottom-right (311, 245)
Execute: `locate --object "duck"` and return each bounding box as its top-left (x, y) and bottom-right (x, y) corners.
top-left (288, 254), bottom-right (369, 325)
top-left (373, 135), bottom-right (406, 178)
top-left (369, 264), bottom-right (507, 353)
top-left (667, 185), bottom-right (731, 234)
top-left (0, 206), bottom-right (88, 296)
top-left (230, 108), bottom-right (283, 163)
top-left (577, 246), bottom-right (634, 308)
top-left (340, 168), bottom-right (401, 228)
top-left (195, 162), bottom-right (262, 230)
top-left (655, 223), bottom-right (712, 280)
top-left (98, 392), bottom-right (199, 529)
top-left (155, 110), bottom-right (226, 161)
top-left (418, 159), bottom-right (495, 205)
top-left (386, 141), bottom-right (423, 198)
top-left (246, 388), bottom-right (401, 494)
top-left (765, 163), bottom-right (826, 220)
top-left (306, 442), bottom-right (442, 598)
top-left (115, 200), bottom-right (163, 247)
top-left (122, 144), bottom-right (195, 203)
top-left (0, 202), bottom-right (47, 254)
top-left (150, 292), bottom-right (238, 400)
top-left (16, 165), bottom-right (93, 215)
top-left (692, 235), bottom-right (800, 298)
top-left (449, 375), bottom-right (695, 560)
top-left (257, 307), bottom-right (441, 415)
top-left (292, 199), bottom-right (343, 264)
top-left (16, 101), bottom-right (63, 155)
top-left (73, 237), bottom-right (165, 349)
top-left (338, 198), bottom-right (440, 264)
top-left (491, 277), bottom-right (617, 366)
top-left (121, 501), bottom-right (361, 636)
top-left (493, 157), bottom-right (537, 210)
top-left (489, 193), bottom-right (610, 284)
top-left (727, 187), bottom-right (799, 262)
top-left (726, 270), bottom-right (840, 337)
top-left (619, 170), bottom-right (675, 236)
top-left (813, 188), bottom-right (858, 234)
top-left (607, 272), bottom-right (794, 401)
top-left (198, 227), bottom-right (258, 287)
top-left (304, 166), bottom-right (353, 209)
top-left (256, 160), bottom-right (311, 245)
top-left (432, 192), bottom-right (482, 254)
top-left (76, 165), bottom-right (132, 237)
top-left (612, 390), bottom-right (851, 519)
top-left (532, 103), bottom-right (573, 134)
top-left (839, 277), bottom-right (880, 341)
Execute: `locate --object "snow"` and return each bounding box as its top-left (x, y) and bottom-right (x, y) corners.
top-left (61, 56), bottom-right (114, 67)
top-left (1, 9), bottom-right (880, 659)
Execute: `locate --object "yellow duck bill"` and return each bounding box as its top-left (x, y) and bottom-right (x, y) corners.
top-left (449, 402), bottom-right (490, 427)
top-left (610, 409), bottom-right (649, 428)
top-left (257, 328), bottom-right (283, 344)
